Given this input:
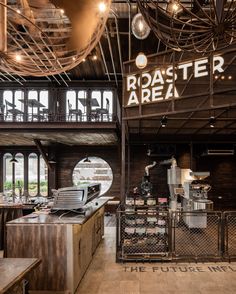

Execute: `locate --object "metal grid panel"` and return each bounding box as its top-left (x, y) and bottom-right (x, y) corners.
top-left (224, 212), bottom-right (236, 258)
top-left (172, 212), bottom-right (222, 259)
top-left (117, 207), bottom-right (170, 261)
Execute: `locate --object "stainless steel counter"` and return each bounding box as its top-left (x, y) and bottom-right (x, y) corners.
top-left (7, 199), bottom-right (108, 225)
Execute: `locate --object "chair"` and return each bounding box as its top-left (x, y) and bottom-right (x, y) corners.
top-left (68, 100), bottom-right (82, 121)
top-left (0, 104), bottom-right (5, 121)
top-left (95, 98), bottom-right (110, 121)
top-left (39, 108), bottom-right (49, 121)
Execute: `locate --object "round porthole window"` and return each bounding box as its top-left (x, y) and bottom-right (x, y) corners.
top-left (72, 156), bottom-right (113, 195)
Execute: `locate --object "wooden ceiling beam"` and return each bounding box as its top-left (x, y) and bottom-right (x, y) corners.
top-left (33, 139), bottom-right (52, 171)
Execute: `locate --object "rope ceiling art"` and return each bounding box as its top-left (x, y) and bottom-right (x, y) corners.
top-left (137, 0), bottom-right (236, 53)
top-left (0, 0), bottom-right (111, 78)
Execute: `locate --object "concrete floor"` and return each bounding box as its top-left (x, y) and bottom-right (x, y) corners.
top-left (76, 226), bottom-right (236, 294)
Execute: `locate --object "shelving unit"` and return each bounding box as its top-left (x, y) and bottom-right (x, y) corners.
top-left (117, 198), bottom-right (171, 261)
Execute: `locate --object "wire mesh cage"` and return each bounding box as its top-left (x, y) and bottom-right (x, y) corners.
top-left (224, 212), bottom-right (236, 259)
top-left (116, 205), bottom-right (170, 261)
top-left (170, 211), bottom-right (222, 260)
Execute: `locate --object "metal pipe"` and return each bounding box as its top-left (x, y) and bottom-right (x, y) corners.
top-left (105, 25), bottom-right (118, 87)
top-left (145, 161), bottom-right (157, 176)
top-left (126, 0), bottom-right (131, 60)
top-left (99, 41), bottom-right (111, 81)
top-left (0, 0), bottom-right (7, 53)
top-left (111, 10), bottom-right (124, 76)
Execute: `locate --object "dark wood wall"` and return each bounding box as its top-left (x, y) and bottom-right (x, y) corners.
top-left (56, 145), bottom-right (121, 197)
top-left (128, 144), bottom-right (236, 210)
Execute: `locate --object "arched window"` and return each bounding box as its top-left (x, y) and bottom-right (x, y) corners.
top-left (72, 156), bottom-right (113, 195)
top-left (3, 153), bottom-right (13, 195)
top-left (39, 155), bottom-right (48, 196)
top-left (28, 153), bottom-right (38, 196)
top-left (15, 153), bottom-right (24, 197)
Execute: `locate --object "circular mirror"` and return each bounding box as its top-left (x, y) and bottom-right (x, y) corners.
top-left (72, 156), bottom-right (113, 195)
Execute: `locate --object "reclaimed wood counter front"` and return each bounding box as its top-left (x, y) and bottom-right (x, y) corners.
top-left (5, 199), bottom-right (107, 294)
top-left (0, 204), bottom-right (23, 250)
top-left (0, 258), bottom-right (40, 294)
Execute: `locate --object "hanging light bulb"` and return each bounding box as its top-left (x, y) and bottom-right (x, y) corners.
top-left (135, 52), bottom-right (147, 69)
top-left (98, 2), bottom-right (107, 13)
top-left (131, 13), bottom-right (150, 40)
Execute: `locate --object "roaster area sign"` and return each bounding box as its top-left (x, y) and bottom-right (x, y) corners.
top-left (124, 55), bottom-right (225, 108)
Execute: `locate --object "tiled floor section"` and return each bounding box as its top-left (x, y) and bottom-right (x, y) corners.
top-left (76, 227), bottom-right (236, 294)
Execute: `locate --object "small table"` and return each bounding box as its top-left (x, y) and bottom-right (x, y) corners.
top-left (19, 99), bottom-right (45, 121)
top-left (0, 258), bottom-right (40, 293)
top-left (78, 98), bottom-right (99, 107)
top-left (7, 109), bottom-right (24, 121)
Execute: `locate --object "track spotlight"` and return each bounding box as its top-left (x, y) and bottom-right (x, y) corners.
top-left (209, 116), bottom-right (216, 128)
top-left (160, 116), bottom-right (168, 127)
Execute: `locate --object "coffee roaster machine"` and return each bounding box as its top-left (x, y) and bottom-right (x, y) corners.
top-left (159, 157), bottom-right (213, 228)
top-left (139, 156), bottom-right (213, 228)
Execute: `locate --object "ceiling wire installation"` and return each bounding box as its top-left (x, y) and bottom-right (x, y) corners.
top-left (0, 0), bottom-right (111, 77)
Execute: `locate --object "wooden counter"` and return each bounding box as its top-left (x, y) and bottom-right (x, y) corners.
top-left (5, 199), bottom-right (108, 294)
top-left (0, 258), bottom-right (40, 294)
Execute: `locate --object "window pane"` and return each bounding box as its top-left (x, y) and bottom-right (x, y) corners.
top-left (103, 91), bottom-right (113, 121)
top-left (66, 90), bottom-right (76, 121)
top-left (78, 90), bottom-right (87, 121)
top-left (28, 91), bottom-right (38, 121)
top-left (39, 90), bottom-right (48, 109)
top-left (28, 153), bottom-right (38, 196)
top-left (15, 153), bottom-right (24, 197)
top-left (3, 153), bottom-right (13, 195)
top-left (15, 91), bottom-right (24, 121)
top-left (91, 91), bottom-right (101, 111)
top-left (3, 91), bottom-right (13, 121)
top-left (40, 155), bottom-right (48, 196)
top-left (72, 156), bottom-right (113, 195)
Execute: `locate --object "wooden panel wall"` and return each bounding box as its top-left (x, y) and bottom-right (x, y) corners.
top-left (128, 145), bottom-right (236, 210)
top-left (56, 145), bottom-right (121, 197)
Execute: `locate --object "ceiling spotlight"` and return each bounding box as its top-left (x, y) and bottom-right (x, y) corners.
top-left (16, 9), bottom-right (21, 14)
top-left (221, 75), bottom-right (225, 80)
top-left (72, 57), bottom-right (76, 61)
top-left (98, 2), bottom-right (107, 13)
top-left (10, 157), bottom-right (18, 163)
top-left (215, 75), bottom-right (218, 79)
top-left (82, 58), bottom-right (86, 62)
top-left (162, 70), bottom-right (165, 75)
top-left (135, 52), bottom-right (147, 69)
top-left (160, 116), bottom-right (168, 128)
top-left (92, 55), bottom-right (98, 61)
top-left (209, 116), bottom-right (216, 128)
top-left (131, 13), bottom-right (151, 40)
top-left (15, 54), bottom-right (22, 62)
top-left (83, 157), bottom-right (91, 163)
top-left (228, 76), bottom-right (232, 80)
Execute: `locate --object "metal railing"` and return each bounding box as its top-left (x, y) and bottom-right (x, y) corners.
top-left (0, 113), bottom-right (117, 123)
top-left (116, 208), bottom-right (236, 262)
top-left (223, 212), bottom-right (236, 260)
